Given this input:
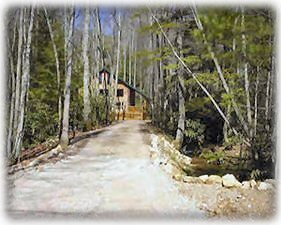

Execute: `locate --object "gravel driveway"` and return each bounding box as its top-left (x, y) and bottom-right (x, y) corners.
top-left (7, 120), bottom-right (205, 219)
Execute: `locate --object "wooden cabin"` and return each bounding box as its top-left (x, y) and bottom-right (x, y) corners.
top-left (97, 68), bottom-right (149, 120)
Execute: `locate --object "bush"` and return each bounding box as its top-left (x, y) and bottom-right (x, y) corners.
top-left (200, 149), bottom-right (225, 164)
top-left (24, 99), bottom-right (58, 148)
top-left (184, 119), bottom-right (206, 147)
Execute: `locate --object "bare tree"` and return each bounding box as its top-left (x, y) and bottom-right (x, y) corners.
top-left (82, 7), bottom-right (91, 129)
top-left (95, 8), bottom-right (105, 68)
top-left (253, 67), bottom-right (260, 136)
top-left (6, 11), bottom-right (18, 158)
top-left (175, 31), bottom-right (186, 146)
top-left (114, 11), bottom-right (121, 96)
top-left (13, 9), bottom-right (24, 138)
top-left (133, 37), bottom-right (137, 88)
top-left (60, 7), bottom-right (75, 149)
top-left (44, 8), bottom-right (62, 134)
top-left (13, 7), bottom-right (35, 159)
top-left (241, 7), bottom-right (253, 138)
top-left (265, 71), bottom-right (271, 121)
top-left (123, 47), bottom-right (127, 81)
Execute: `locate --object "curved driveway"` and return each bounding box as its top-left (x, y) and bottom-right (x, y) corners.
top-left (8, 121), bottom-right (205, 218)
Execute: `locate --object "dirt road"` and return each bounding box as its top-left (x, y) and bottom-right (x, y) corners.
top-left (8, 120), bottom-right (205, 218)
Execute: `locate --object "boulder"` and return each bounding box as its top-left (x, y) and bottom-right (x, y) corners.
top-left (174, 152), bottom-right (192, 168)
top-left (250, 179), bottom-right (257, 189)
top-left (241, 181), bottom-right (251, 189)
top-left (172, 173), bottom-right (183, 182)
top-left (37, 165), bottom-right (44, 172)
top-left (222, 174), bottom-right (242, 188)
top-left (183, 176), bottom-right (195, 183)
top-left (206, 175), bottom-right (222, 184)
top-left (258, 182), bottom-right (274, 191)
top-left (183, 176), bottom-right (204, 184)
top-left (199, 175), bottom-right (209, 183)
top-left (150, 150), bottom-right (158, 161)
top-left (169, 164), bottom-right (182, 176)
top-left (264, 179), bottom-right (276, 187)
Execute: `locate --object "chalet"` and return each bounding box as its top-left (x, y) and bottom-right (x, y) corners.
top-left (98, 68), bottom-right (149, 120)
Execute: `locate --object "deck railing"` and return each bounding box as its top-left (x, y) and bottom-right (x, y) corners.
top-left (115, 105), bottom-right (148, 120)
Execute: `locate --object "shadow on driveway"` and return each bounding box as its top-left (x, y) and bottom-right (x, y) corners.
top-left (69, 129), bottom-right (107, 145)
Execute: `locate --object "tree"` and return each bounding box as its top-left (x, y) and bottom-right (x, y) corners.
top-left (82, 7), bottom-right (91, 129)
top-left (44, 8), bottom-right (62, 134)
top-left (13, 7), bottom-right (35, 160)
top-left (60, 7), bottom-right (75, 149)
top-left (114, 11), bottom-right (121, 97)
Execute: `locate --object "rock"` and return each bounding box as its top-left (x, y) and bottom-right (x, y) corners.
top-left (250, 179), bottom-right (257, 189)
top-left (172, 173), bottom-right (183, 182)
top-left (241, 181), bottom-right (251, 189)
top-left (174, 152), bottom-right (192, 168)
top-left (258, 182), bottom-right (274, 191)
top-left (199, 175), bottom-right (209, 183)
top-left (264, 179), bottom-right (276, 187)
top-left (169, 164), bottom-right (181, 175)
top-left (150, 150), bottom-right (158, 161)
top-left (51, 148), bottom-right (58, 156)
top-left (183, 176), bottom-right (203, 184)
top-left (183, 176), bottom-right (194, 183)
top-left (206, 175), bottom-right (222, 185)
top-left (37, 165), bottom-right (44, 172)
top-left (222, 174), bottom-right (242, 188)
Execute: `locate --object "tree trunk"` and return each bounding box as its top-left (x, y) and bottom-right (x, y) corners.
top-left (123, 47), bottom-right (126, 82)
top-left (176, 83), bottom-right (185, 145)
top-left (151, 10), bottom-right (241, 141)
top-left (6, 18), bottom-right (17, 159)
top-left (253, 67), bottom-right (260, 137)
top-left (223, 105), bottom-right (231, 142)
top-left (13, 7), bottom-right (35, 159)
top-left (13, 8), bottom-right (24, 135)
top-left (242, 7), bottom-right (252, 138)
top-left (44, 8), bottom-right (62, 134)
top-left (129, 31), bottom-right (134, 85)
top-left (60, 7), bottom-right (75, 150)
top-left (82, 7), bottom-right (91, 129)
top-left (115, 12), bottom-right (121, 97)
top-left (265, 71), bottom-right (271, 121)
top-left (93, 10), bottom-right (100, 95)
top-left (175, 32), bottom-right (186, 146)
top-left (268, 33), bottom-right (275, 121)
top-left (191, 6), bottom-right (249, 138)
top-left (133, 36), bottom-right (137, 88)
top-left (96, 8), bottom-right (104, 68)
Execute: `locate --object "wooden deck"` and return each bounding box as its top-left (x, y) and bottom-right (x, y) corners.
top-left (115, 106), bottom-right (149, 120)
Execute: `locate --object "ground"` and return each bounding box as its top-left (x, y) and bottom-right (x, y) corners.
top-left (7, 120), bottom-right (205, 219)
top-left (7, 120), bottom-right (276, 219)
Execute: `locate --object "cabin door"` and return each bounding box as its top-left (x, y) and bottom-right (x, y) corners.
top-left (129, 90), bottom-right (135, 106)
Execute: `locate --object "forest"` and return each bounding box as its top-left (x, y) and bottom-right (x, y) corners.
top-left (5, 5), bottom-right (276, 181)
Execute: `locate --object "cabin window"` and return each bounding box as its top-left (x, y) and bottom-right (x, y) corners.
top-left (117, 89), bottom-right (124, 97)
top-left (99, 72), bottom-right (110, 84)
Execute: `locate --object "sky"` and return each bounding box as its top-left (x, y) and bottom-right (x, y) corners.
top-left (74, 7), bottom-right (117, 36)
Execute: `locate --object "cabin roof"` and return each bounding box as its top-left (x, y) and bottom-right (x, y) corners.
top-left (97, 68), bottom-right (151, 102)
top-left (99, 68), bottom-right (110, 75)
top-left (117, 79), bottom-right (151, 102)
